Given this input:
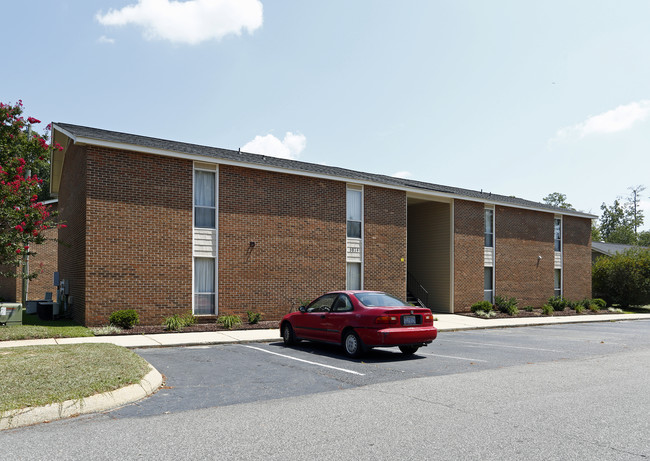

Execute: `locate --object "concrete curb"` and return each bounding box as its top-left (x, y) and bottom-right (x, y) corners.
top-left (0, 365), bottom-right (163, 431)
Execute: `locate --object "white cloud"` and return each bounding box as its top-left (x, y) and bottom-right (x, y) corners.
top-left (98, 35), bottom-right (116, 44)
top-left (555, 100), bottom-right (650, 140)
top-left (392, 171), bottom-right (412, 179)
top-left (95, 0), bottom-right (263, 45)
top-left (242, 132), bottom-right (306, 160)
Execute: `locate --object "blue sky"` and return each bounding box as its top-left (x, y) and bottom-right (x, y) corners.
top-left (3, 1), bottom-right (650, 229)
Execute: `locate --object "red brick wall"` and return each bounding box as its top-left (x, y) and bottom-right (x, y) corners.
top-left (494, 206), bottom-right (555, 307)
top-left (81, 146), bottom-right (193, 326)
top-left (58, 144), bottom-right (87, 324)
top-left (218, 165), bottom-right (346, 319)
top-left (363, 186), bottom-right (407, 298)
top-left (563, 216), bottom-right (592, 300)
top-left (0, 206), bottom-right (58, 304)
top-left (453, 200), bottom-right (485, 312)
top-left (0, 266), bottom-right (18, 302)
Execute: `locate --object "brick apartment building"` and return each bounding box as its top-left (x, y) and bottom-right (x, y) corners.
top-left (48, 123), bottom-right (595, 326)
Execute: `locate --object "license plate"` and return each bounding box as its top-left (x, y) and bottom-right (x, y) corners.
top-left (402, 315), bottom-right (416, 325)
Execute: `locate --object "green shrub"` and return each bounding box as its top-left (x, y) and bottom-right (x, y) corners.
top-left (592, 298), bottom-right (607, 309)
top-left (593, 248), bottom-right (650, 307)
top-left (524, 305), bottom-right (534, 312)
top-left (109, 309), bottom-right (139, 329)
top-left (247, 311), bottom-right (262, 324)
top-left (475, 310), bottom-right (496, 319)
top-left (541, 304), bottom-right (554, 316)
top-left (494, 295), bottom-right (519, 316)
top-left (589, 303), bottom-right (599, 312)
top-left (471, 301), bottom-right (493, 314)
top-left (162, 311), bottom-right (196, 332)
top-left (565, 300), bottom-right (577, 310)
top-left (574, 304), bottom-right (585, 314)
top-left (217, 315), bottom-right (242, 329)
top-left (547, 296), bottom-right (567, 311)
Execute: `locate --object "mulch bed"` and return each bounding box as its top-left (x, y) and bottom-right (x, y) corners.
top-left (458, 308), bottom-right (617, 319)
top-left (113, 320), bottom-right (279, 335)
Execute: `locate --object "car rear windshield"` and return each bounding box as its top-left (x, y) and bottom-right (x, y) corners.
top-left (354, 292), bottom-right (409, 307)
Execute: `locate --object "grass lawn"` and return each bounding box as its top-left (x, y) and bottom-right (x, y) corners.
top-left (0, 312), bottom-right (93, 341)
top-left (0, 343), bottom-right (150, 412)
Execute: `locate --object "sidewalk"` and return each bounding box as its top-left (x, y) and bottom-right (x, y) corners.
top-left (2, 313), bottom-right (650, 350)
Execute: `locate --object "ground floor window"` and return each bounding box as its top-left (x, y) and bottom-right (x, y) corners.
top-left (484, 267), bottom-right (494, 303)
top-left (554, 269), bottom-right (562, 298)
top-left (194, 257), bottom-right (216, 315)
top-left (346, 262), bottom-right (361, 290)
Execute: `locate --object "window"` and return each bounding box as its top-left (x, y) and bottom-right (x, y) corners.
top-left (484, 267), bottom-right (494, 303)
top-left (306, 294), bottom-right (338, 313)
top-left (331, 294), bottom-right (354, 312)
top-left (347, 188), bottom-right (362, 238)
top-left (347, 263), bottom-right (361, 290)
top-left (554, 218), bottom-right (562, 252)
top-left (195, 170), bottom-right (216, 228)
top-left (554, 269), bottom-right (562, 297)
top-left (485, 208), bottom-right (494, 247)
top-left (194, 258), bottom-right (215, 315)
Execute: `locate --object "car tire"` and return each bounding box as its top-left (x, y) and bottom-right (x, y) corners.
top-left (399, 345), bottom-right (420, 356)
top-left (282, 322), bottom-right (296, 346)
top-left (343, 330), bottom-right (365, 358)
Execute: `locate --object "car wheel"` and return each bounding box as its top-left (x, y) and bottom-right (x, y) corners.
top-left (399, 345), bottom-right (420, 356)
top-left (343, 330), bottom-right (365, 358)
top-left (282, 323), bottom-right (296, 346)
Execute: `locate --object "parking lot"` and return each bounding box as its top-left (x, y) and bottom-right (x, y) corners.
top-left (111, 320), bottom-right (650, 419)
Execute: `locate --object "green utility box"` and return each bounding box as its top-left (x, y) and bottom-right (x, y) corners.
top-left (0, 303), bottom-right (23, 326)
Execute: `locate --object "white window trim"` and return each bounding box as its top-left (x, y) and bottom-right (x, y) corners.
top-left (346, 184), bottom-right (363, 290)
top-left (192, 163), bottom-right (219, 315)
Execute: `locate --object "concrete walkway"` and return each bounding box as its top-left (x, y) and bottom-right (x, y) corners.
top-left (2, 312), bottom-right (650, 350)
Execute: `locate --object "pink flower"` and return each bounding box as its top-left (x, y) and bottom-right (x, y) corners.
top-left (27, 117), bottom-right (41, 124)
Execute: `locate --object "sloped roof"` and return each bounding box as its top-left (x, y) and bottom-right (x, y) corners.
top-left (53, 122), bottom-right (596, 219)
top-left (592, 241), bottom-right (647, 256)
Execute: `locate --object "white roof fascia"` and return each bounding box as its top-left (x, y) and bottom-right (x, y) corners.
top-left (63, 131), bottom-right (597, 220)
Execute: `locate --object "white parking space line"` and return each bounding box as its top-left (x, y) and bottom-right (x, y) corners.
top-left (419, 352), bottom-right (487, 362)
top-left (495, 331), bottom-right (624, 345)
top-left (441, 339), bottom-right (563, 353)
top-left (242, 345), bottom-right (365, 376)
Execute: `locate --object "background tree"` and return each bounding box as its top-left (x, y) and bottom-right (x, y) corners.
top-left (542, 192), bottom-right (573, 209)
top-left (0, 100), bottom-right (61, 303)
top-left (595, 188), bottom-right (646, 244)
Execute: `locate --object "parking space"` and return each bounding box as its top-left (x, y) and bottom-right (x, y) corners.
top-left (107, 320), bottom-right (650, 420)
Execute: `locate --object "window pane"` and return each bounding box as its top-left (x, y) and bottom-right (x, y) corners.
top-left (194, 294), bottom-right (215, 315)
top-left (347, 189), bottom-right (362, 221)
top-left (195, 207), bottom-right (216, 228)
top-left (347, 221), bottom-right (361, 238)
top-left (195, 171), bottom-right (215, 207)
top-left (485, 209), bottom-right (493, 247)
top-left (554, 269), bottom-right (561, 291)
top-left (484, 267), bottom-right (493, 290)
top-left (194, 258), bottom-right (215, 315)
top-left (346, 263), bottom-right (361, 290)
top-left (554, 219), bottom-right (561, 251)
top-left (195, 258), bottom-right (215, 293)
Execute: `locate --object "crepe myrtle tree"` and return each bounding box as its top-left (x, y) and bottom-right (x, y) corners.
top-left (0, 100), bottom-right (63, 303)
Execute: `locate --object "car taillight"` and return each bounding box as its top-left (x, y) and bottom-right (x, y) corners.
top-left (376, 315), bottom-right (398, 324)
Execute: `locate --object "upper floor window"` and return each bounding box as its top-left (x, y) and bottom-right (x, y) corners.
top-left (195, 170), bottom-right (216, 228)
top-left (484, 208), bottom-right (494, 247)
top-left (554, 218), bottom-right (562, 251)
top-left (347, 188), bottom-right (362, 238)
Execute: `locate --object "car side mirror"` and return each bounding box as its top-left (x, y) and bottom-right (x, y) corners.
top-left (299, 305), bottom-right (306, 313)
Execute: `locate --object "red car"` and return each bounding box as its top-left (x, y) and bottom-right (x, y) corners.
top-left (280, 290), bottom-right (437, 357)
